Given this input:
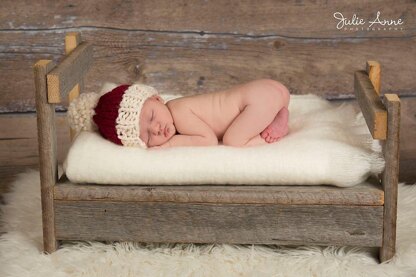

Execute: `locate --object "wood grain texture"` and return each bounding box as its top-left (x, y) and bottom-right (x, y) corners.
top-left (1, 0), bottom-right (414, 38)
top-left (46, 42), bottom-right (92, 103)
top-left (380, 93), bottom-right (401, 262)
top-left (34, 60), bottom-right (58, 253)
top-left (354, 70), bottom-right (387, 140)
top-left (1, 32), bottom-right (416, 112)
top-left (393, 98), bottom-right (415, 180)
top-left (55, 175), bottom-right (384, 206)
top-left (366, 61), bottom-right (381, 95)
top-left (54, 200), bottom-right (383, 247)
top-left (65, 32), bottom-right (84, 141)
top-left (65, 32), bottom-right (81, 55)
top-left (0, 113), bottom-right (70, 166)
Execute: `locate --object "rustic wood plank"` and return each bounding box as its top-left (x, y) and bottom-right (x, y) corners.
top-left (65, 32), bottom-right (81, 55)
top-left (34, 59), bottom-right (58, 253)
top-left (0, 113), bottom-right (70, 166)
top-left (380, 93), bottom-right (401, 262)
top-left (54, 175), bottom-right (384, 206)
top-left (1, 32), bottom-right (416, 112)
top-left (354, 70), bottom-right (387, 140)
top-left (46, 42), bottom-right (92, 103)
top-left (1, 0), bottom-right (414, 38)
top-left (65, 32), bottom-right (83, 140)
top-left (54, 200), bottom-right (383, 247)
top-left (366, 61), bottom-right (381, 95)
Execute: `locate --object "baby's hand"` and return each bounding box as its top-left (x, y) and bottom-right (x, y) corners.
top-left (148, 141), bottom-right (171, 150)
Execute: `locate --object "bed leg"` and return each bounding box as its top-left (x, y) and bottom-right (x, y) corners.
top-left (34, 60), bottom-right (59, 254)
top-left (379, 94), bottom-right (400, 263)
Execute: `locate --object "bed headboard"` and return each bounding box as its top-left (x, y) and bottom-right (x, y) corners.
top-left (46, 33), bottom-right (92, 104)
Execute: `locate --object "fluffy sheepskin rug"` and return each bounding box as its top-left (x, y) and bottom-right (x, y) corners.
top-left (1, 170), bottom-right (416, 277)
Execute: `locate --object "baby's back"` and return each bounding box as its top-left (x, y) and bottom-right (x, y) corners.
top-left (167, 87), bottom-right (244, 140)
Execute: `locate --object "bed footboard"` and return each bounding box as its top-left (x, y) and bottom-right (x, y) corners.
top-left (354, 61), bottom-right (401, 262)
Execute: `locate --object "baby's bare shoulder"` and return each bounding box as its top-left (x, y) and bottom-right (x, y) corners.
top-left (166, 96), bottom-right (191, 113)
top-left (166, 97), bottom-right (193, 122)
top-left (166, 94), bottom-right (209, 111)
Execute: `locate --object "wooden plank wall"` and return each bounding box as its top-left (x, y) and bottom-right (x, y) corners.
top-left (0, 0), bottom-right (415, 182)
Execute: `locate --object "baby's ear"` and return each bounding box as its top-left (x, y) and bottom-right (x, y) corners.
top-left (153, 95), bottom-right (164, 103)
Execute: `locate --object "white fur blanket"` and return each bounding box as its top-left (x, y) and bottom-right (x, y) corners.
top-left (63, 94), bottom-right (385, 187)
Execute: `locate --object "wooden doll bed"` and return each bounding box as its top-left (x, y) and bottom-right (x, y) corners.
top-left (33, 32), bottom-right (400, 263)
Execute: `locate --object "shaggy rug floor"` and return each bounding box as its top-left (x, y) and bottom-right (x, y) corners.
top-left (1, 170), bottom-right (416, 277)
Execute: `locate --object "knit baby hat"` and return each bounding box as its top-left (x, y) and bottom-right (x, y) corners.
top-left (67, 83), bottom-right (159, 148)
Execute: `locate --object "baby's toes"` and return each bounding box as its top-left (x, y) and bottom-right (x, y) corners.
top-left (260, 129), bottom-right (269, 139)
top-left (264, 135), bottom-right (269, 143)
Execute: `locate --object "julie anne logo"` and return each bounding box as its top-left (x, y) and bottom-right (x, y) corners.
top-left (333, 11), bottom-right (404, 31)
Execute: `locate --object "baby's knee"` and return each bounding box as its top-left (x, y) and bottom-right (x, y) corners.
top-left (256, 79), bottom-right (290, 107)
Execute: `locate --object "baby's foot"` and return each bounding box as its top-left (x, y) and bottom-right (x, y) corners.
top-left (261, 107), bottom-right (289, 143)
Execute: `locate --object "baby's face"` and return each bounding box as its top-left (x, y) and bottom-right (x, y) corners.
top-left (139, 96), bottom-right (176, 147)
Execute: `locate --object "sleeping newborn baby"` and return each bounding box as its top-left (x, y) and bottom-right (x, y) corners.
top-left (72, 79), bottom-right (290, 149)
top-left (140, 79), bottom-right (290, 149)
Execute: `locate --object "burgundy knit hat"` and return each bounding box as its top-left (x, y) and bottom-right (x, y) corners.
top-left (93, 84), bottom-right (129, 145)
top-left (67, 83), bottom-right (159, 148)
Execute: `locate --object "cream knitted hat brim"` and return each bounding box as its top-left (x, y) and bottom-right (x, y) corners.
top-left (115, 84), bottom-right (158, 147)
top-left (67, 83), bottom-right (159, 148)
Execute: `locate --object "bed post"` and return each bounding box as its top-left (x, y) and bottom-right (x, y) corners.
top-left (34, 60), bottom-right (58, 253)
top-left (355, 61), bottom-right (400, 263)
top-left (34, 32), bottom-right (91, 254)
top-left (379, 93), bottom-right (400, 263)
top-left (365, 61), bottom-right (400, 263)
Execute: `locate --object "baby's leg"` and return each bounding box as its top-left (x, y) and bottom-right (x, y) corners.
top-left (222, 82), bottom-right (288, 147)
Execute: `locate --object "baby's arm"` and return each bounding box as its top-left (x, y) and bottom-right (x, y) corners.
top-left (161, 106), bottom-right (218, 147)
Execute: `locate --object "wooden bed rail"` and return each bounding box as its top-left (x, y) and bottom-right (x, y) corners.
top-left (46, 33), bottom-right (92, 104)
top-left (354, 62), bottom-right (387, 140)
